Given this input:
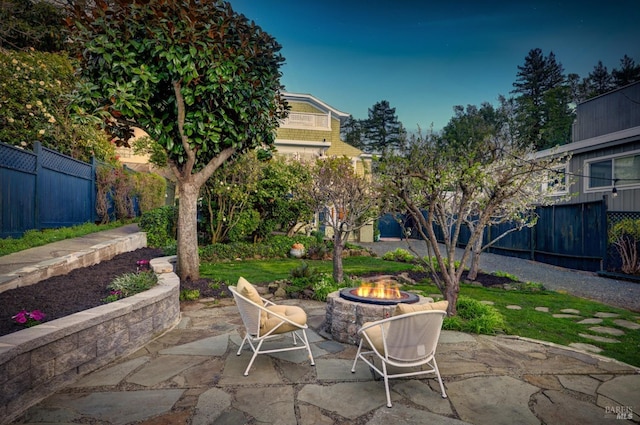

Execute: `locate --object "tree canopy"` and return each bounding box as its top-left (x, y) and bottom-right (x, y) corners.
top-left (66, 0), bottom-right (288, 279)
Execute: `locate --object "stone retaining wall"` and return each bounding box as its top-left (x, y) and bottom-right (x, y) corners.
top-left (0, 256), bottom-right (181, 425)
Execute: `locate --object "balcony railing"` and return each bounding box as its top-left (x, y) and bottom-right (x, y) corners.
top-left (280, 112), bottom-right (331, 130)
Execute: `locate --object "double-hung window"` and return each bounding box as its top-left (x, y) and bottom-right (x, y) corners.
top-left (586, 150), bottom-right (640, 191)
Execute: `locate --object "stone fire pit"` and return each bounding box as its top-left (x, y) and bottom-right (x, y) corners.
top-left (324, 277), bottom-right (433, 344)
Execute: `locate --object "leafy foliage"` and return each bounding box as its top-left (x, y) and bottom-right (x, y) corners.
top-left (0, 0), bottom-right (66, 52)
top-left (609, 218), bottom-right (640, 275)
top-left (443, 296), bottom-right (506, 334)
top-left (381, 248), bottom-right (416, 263)
top-left (66, 0), bottom-right (288, 280)
top-left (104, 271), bottom-right (158, 302)
top-left (0, 49), bottom-right (116, 163)
top-left (139, 206), bottom-right (178, 249)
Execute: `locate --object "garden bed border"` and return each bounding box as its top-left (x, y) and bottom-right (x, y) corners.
top-left (0, 254), bottom-right (181, 425)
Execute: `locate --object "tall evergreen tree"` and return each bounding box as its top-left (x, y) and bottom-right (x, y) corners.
top-left (340, 115), bottom-right (365, 150)
top-left (587, 60), bottom-right (613, 97)
top-left (362, 100), bottom-right (405, 153)
top-left (511, 48), bottom-right (573, 150)
top-left (612, 54), bottom-right (640, 88)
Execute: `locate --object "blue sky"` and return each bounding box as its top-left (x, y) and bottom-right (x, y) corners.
top-left (230, 1), bottom-right (640, 132)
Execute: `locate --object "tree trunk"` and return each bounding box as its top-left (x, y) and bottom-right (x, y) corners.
top-left (444, 279), bottom-right (459, 316)
top-left (176, 179), bottom-right (200, 281)
top-left (332, 233), bottom-right (344, 283)
top-left (467, 236), bottom-right (483, 280)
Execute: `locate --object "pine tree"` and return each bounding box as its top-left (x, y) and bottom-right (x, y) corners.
top-left (340, 115), bottom-right (365, 150)
top-left (362, 100), bottom-right (405, 153)
top-left (587, 60), bottom-right (613, 97)
top-left (612, 55), bottom-right (640, 88)
top-left (511, 48), bottom-right (573, 150)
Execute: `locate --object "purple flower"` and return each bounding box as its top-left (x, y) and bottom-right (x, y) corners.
top-left (12, 309), bottom-right (46, 327)
top-left (29, 310), bottom-right (46, 321)
top-left (12, 310), bottom-right (28, 324)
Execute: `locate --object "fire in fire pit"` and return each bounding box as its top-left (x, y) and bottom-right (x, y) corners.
top-left (339, 279), bottom-right (419, 305)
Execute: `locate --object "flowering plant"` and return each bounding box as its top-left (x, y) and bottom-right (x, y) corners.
top-left (12, 310), bottom-right (46, 327)
top-left (136, 259), bottom-right (150, 272)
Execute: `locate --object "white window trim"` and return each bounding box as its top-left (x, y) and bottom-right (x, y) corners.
top-left (584, 148), bottom-right (640, 193)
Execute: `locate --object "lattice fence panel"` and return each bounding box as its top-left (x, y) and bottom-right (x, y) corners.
top-left (41, 147), bottom-right (92, 179)
top-left (0, 143), bottom-right (36, 173)
top-left (605, 211), bottom-right (640, 272)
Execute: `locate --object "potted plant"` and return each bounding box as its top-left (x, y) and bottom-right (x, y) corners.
top-left (290, 242), bottom-right (305, 258)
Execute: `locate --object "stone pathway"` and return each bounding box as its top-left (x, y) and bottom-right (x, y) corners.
top-left (11, 297), bottom-right (639, 425)
top-left (480, 300), bottom-right (639, 354)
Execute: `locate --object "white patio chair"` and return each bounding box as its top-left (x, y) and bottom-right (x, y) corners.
top-left (229, 277), bottom-right (315, 376)
top-left (351, 306), bottom-right (448, 407)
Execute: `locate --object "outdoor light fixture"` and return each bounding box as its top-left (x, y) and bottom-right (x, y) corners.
top-left (612, 187), bottom-right (618, 197)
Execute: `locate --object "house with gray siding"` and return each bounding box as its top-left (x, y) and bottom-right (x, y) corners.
top-left (537, 81), bottom-right (640, 212)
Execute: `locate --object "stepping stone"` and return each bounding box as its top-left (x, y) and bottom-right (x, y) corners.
top-left (568, 343), bottom-right (603, 353)
top-left (578, 333), bottom-right (620, 343)
top-left (552, 314), bottom-right (581, 319)
top-left (594, 312), bottom-right (619, 318)
top-left (577, 318), bottom-right (603, 325)
top-left (535, 307), bottom-right (549, 312)
top-left (560, 308), bottom-right (581, 315)
top-left (506, 305), bottom-right (522, 310)
top-left (480, 300), bottom-right (495, 305)
top-left (613, 319), bottom-right (640, 330)
top-left (588, 326), bottom-right (625, 336)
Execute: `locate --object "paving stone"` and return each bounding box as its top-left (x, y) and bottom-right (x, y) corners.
top-left (552, 314), bottom-right (582, 318)
top-left (298, 382), bottom-right (390, 419)
top-left (318, 358), bottom-right (372, 381)
top-left (191, 387), bottom-right (232, 425)
top-left (298, 404), bottom-right (334, 425)
top-left (594, 312), bottom-right (619, 318)
top-left (597, 375), bottom-right (640, 408)
top-left (589, 326), bottom-right (625, 336)
top-left (366, 404), bottom-right (473, 425)
top-left (560, 308), bottom-right (581, 314)
top-left (446, 376), bottom-right (540, 425)
top-left (439, 331), bottom-right (477, 344)
top-left (522, 374), bottom-right (563, 390)
top-left (532, 390), bottom-right (610, 425)
top-left (41, 390), bottom-right (184, 425)
top-left (558, 375), bottom-right (600, 395)
top-left (506, 305), bottom-right (522, 310)
top-left (219, 351), bottom-right (282, 385)
top-left (159, 334), bottom-right (229, 356)
top-left (137, 409), bottom-right (191, 425)
top-left (578, 333), bottom-right (620, 343)
top-left (534, 306), bottom-right (549, 312)
top-left (234, 386), bottom-right (296, 424)
top-left (393, 380), bottom-right (453, 415)
top-left (480, 300), bottom-right (494, 305)
top-left (568, 343), bottom-right (603, 353)
top-left (577, 318), bottom-right (603, 324)
top-left (126, 355), bottom-right (209, 386)
top-left (182, 358), bottom-right (225, 386)
top-left (613, 319), bottom-right (640, 330)
top-left (71, 356), bottom-right (149, 387)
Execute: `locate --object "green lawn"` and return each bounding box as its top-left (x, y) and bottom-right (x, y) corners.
top-left (201, 257), bottom-right (640, 368)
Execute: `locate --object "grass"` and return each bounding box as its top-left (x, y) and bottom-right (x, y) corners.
top-left (0, 220), bottom-right (131, 256)
top-left (202, 256), bottom-right (640, 367)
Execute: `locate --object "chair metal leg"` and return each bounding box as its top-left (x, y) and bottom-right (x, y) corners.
top-left (236, 334), bottom-right (249, 355)
top-left (382, 362), bottom-right (392, 408)
top-left (432, 358), bottom-right (447, 398)
top-left (351, 340), bottom-right (364, 372)
top-left (243, 338), bottom-right (265, 376)
top-left (300, 330), bottom-right (315, 365)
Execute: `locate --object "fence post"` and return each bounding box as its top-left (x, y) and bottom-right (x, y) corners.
top-left (91, 156), bottom-right (97, 224)
top-left (34, 141), bottom-right (42, 231)
top-left (600, 196), bottom-right (608, 272)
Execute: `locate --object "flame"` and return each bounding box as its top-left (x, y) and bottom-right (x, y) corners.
top-left (355, 281), bottom-right (402, 299)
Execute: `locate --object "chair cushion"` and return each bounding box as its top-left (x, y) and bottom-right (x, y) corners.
top-left (262, 305), bottom-right (307, 334)
top-left (361, 321), bottom-right (390, 355)
top-left (237, 276), bottom-right (263, 306)
top-left (394, 300), bottom-right (449, 316)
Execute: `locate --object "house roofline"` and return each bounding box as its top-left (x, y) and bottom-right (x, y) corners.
top-left (282, 92), bottom-right (350, 124)
top-left (536, 125), bottom-right (640, 158)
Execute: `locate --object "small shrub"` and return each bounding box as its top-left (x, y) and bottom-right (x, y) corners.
top-left (382, 248), bottom-right (415, 263)
top-left (139, 206), bottom-right (177, 248)
top-left (180, 289), bottom-right (200, 301)
top-left (103, 271), bottom-right (158, 303)
top-left (443, 296), bottom-right (505, 334)
top-left (517, 281), bottom-right (546, 291)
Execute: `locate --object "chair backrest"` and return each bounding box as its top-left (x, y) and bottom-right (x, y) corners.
top-left (229, 286), bottom-right (261, 336)
top-left (385, 310), bottom-right (446, 362)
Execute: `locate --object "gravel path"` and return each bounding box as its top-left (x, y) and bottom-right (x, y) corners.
top-left (360, 239), bottom-right (640, 313)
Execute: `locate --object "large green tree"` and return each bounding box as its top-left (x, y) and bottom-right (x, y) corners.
top-left (512, 48), bottom-right (573, 150)
top-left (362, 100), bottom-right (406, 154)
top-left (0, 0), bottom-right (66, 52)
top-left (67, 0), bottom-right (287, 280)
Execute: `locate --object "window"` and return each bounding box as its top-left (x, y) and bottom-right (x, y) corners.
top-left (542, 165), bottom-right (569, 195)
top-left (586, 151), bottom-right (640, 191)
